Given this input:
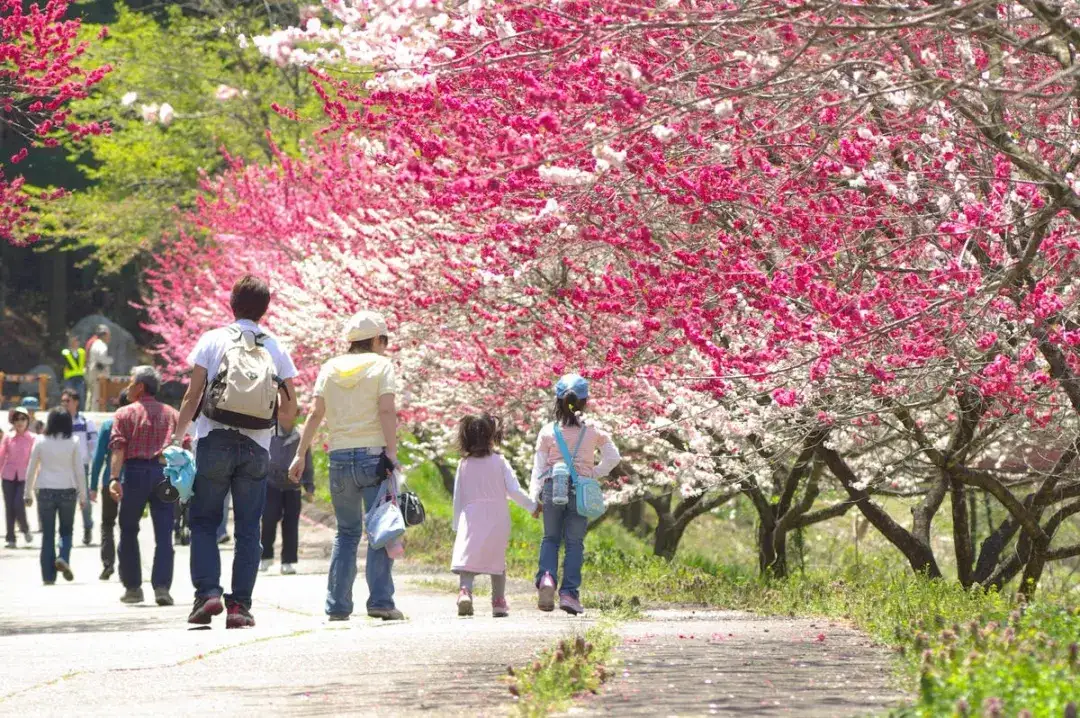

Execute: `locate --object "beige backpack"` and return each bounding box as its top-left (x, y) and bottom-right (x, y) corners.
top-left (201, 329), bottom-right (284, 430)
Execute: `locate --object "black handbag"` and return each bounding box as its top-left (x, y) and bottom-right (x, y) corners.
top-left (399, 490), bottom-right (426, 526)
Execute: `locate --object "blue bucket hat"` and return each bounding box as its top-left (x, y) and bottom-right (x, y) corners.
top-left (20, 396), bottom-right (40, 410)
top-left (555, 373), bottom-right (589, 400)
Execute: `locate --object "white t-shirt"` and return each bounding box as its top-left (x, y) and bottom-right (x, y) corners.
top-left (187, 319), bottom-right (298, 452)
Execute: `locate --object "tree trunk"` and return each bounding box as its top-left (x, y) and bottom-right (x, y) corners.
top-left (820, 447), bottom-right (942, 578)
top-left (653, 516), bottom-right (687, 561)
top-left (48, 250), bottom-right (67, 347)
top-left (620, 499), bottom-right (647, 536)
top-left (756, 516), bottom-right (787, 577)
top-left (951, 478), bottom-right (975, 587)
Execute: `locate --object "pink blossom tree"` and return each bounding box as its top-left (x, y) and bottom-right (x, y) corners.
top-left (0, 0), bottom-right (110, 244)
top-left (145, 0), bottom-right (1080, 591)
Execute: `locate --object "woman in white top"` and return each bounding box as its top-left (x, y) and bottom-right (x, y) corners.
top-left (26, 409), bottom-right (87, 584)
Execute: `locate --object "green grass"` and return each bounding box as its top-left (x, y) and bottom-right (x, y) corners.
top-left (507, 626), bottom-right (617, 717)
top-left (313, 452), bottom-right (1080, 715)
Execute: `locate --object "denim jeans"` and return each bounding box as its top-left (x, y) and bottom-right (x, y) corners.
top-left (327, 447), bottom-right (394, 616)
top-left (37, 488), bottom-right (76, 583)
top-left (118, 460), bottom-right (175, 590)
top-left (189, 430), bottom-right (268, 609)
top-left (535, 482), bottom-right (588, 599)
top-left (217, 492), bottom-right (231, 540)
top-left (3, 479), bottom-right (29, 541)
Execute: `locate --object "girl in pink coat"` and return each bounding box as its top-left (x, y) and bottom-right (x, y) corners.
top-left (451, 414), bottom-right (537, 618)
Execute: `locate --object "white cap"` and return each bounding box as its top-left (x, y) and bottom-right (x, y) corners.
top-left (344, 311), bottom-right (389, 342)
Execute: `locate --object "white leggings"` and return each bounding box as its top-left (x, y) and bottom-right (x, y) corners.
top-left (458, 571), bottom-right (506, 600)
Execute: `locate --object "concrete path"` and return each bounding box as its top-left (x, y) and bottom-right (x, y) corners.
top-left (0, 514), bottom-right (585, 717)
top-left (589, 611), bottom-right (906, 716)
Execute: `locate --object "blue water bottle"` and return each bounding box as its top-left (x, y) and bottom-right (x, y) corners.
top-left (552, 464), bottom-right (570, 505)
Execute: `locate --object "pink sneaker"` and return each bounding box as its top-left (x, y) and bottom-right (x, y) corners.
top-left (559, 593), bottom-right (583, 615)
top-left (537, 573), bottom-right (556, 612)
top-left (457, 588), bottom-right (474, 617)
top-left (492, 597), bottom-right (510, 618)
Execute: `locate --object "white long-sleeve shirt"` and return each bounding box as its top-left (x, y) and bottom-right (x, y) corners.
top-left (529, 422), bottom-right (621, 499)
top-left (26, 436), bottom-right (88, 505)
top-left (87, 338), bottom-right (113, 373)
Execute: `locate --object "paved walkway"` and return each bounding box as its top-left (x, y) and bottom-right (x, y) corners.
top-left (586, 611), bottom-right (906, 716)
top-left (0, 513), bottom-right (584, 717)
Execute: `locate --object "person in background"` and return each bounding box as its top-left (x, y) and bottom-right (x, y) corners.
top-left (172, 275), bottom-right (298, 629)
top-left (289, 310), bottom-right (402, 622)
top-left (261, 415), bottom-right (314, 575)
top-left (90, 391), bottom-right (129, 580)
top-left (85, 324), bottom-right (113, 412)
top-left (1, 407), bottom-right (35, 548)
top-left (61, 388), bottom-right (96, 546)
top-left (108, 366), bottom-right (180, 606)
top-left (25, 409), bottom-right (87, 584)
top-left (61, 334), bottom-right (87, 409)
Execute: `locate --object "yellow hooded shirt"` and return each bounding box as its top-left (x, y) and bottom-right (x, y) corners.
top-left (313, 353), bottom-right (398, 451)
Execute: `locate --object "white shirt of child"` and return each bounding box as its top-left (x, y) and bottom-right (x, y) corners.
top-left (187, 319), bottom-right (298, 453)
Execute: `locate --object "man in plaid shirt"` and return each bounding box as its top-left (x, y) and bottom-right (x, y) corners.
top-left (108, 366), bottom-right (181, 607)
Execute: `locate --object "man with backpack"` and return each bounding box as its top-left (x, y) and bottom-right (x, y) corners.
top-left (171, 275), bottom-right (298, 629)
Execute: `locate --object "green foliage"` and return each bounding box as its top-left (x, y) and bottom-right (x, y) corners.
top-left (507, 628), bottom-right (617, 718)
top-left (39, 2), bottom-right (326, 271)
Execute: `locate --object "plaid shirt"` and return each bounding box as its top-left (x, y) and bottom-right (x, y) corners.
top-left (109, 397), bottom-right (180, 462)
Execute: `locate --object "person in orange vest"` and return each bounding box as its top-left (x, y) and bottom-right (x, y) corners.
top-left (61, 335), bottom-right (87, 409)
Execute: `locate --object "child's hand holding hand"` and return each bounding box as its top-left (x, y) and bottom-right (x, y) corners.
top-left (531, 505), bottom-right (543, 519)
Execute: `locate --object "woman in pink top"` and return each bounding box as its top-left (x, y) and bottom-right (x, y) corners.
top-left (451, 414), bottom-right (537, 618)
top-left (1, 407), bottom-right (36, 548)
top-left (529, 374), bottom-right (621, 615)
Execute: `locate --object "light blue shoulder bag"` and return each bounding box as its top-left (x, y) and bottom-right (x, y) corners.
top-left (553, 424), bottom-right (607, 520)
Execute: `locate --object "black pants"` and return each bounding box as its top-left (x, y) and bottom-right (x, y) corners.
top-left (3, 479), bottom-right (30, 541)
top-left (101, 484), bottom-right (118, 570)
top-left (261, 485), bottom-right (300, 564)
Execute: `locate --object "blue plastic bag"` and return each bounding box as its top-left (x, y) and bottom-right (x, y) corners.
top-left (162, 446), bottom-right (196, 504)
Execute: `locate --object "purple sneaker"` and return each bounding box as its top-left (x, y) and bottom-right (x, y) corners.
top-left (492, 597), bottom-right (510, 618)
top-left (559, 593), bottom-right (583, 615)
top-left (537, 573), bottom-right (556, 612)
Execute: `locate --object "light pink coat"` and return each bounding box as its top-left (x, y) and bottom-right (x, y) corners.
top-left (451, 454), bottom-right (537, 575)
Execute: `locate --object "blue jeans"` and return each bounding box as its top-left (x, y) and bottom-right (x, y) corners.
top-left (118, 460), bottom-right (175, 590)
top-left (327, 448), bottom-right (394, 616)
top-left (217, 492), bottom-right (230, 540)
top-left (37, 488), bottom-right (76, 583)
top-left (535, 482), bottom-right (588, 599)
top-left (189, 430), bottom-right (268, 609)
